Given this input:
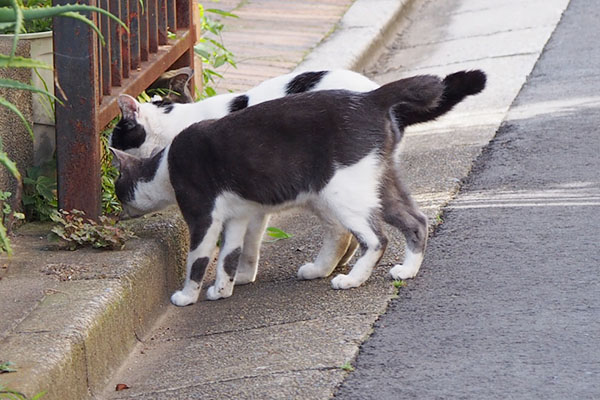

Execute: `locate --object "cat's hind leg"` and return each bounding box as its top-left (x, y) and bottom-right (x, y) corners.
top-left (382, 173), bottom-right (428, 280)
top-left (235, 213), bottom-right (270, 285)
top-left (297, 218), bottom-right (353, 280)
top-left (319, 153), bottom-right (388, 289)
top-left (171, 215), bottom-right (223, 307)
top-left (206, 217), bottom-right (249, 300)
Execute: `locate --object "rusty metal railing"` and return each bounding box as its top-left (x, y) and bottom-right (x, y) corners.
top-left (53, 0), bottom-right (196, 218)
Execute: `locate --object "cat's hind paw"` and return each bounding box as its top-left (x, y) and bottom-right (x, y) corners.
top-left (206, 285), bottom-right (233, 301)
top-left (389, 264), bottom-right (419, 280)
top-left (331, 274), bottom-right (362, 290)
top-left (171, 289), bottom-right (199, 307)
top-left (297, 263), bottom-right (329, 280)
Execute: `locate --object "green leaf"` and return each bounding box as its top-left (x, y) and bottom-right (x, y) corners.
top-left (265, 227), bottom-right (293, 241)
top-left (10, 0), bottom-right (23, 57)
top-left (0, 78), bottom-right (59, 103)
top-left (0, 360), bottom-right (17, 373)
top-left (203, 86), bottom-right (216, 97)
top-left (393, 280), bottom-right (406, 289)
top-left (0, 221), bottom-right (12, 255)
top-left (193, 44), bottom-right (212, 59)
top-left (0, 54), bottom-right (52, 69)
top-left (205, 8), bottom-right (239, 18)
top-left (213, 54), bottom-right (226, 68)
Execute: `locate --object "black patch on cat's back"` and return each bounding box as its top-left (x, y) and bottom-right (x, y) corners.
top-left (229, 95), bottom-right (249, 113)
top-left (285, 71), bottom-right (327, 94)
top-left (110, 118), bottom-right (147, 152)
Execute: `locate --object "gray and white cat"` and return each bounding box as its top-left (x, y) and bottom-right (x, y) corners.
top-left (110, 70), bottom-right (486, 306)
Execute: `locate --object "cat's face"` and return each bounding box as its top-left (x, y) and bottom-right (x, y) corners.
top-left (110, 95), bottom-right (171, 158)
top-left (110, 147), bottom-right (174, 219)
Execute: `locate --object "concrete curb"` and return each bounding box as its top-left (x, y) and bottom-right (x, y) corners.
top-left (294, 0), bottom-right (412, 72)
top-left (0, 210), bottom-right (188, 399)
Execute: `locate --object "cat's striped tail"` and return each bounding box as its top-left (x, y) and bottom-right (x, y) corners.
top-left (367, 70), bottom-right (487, 127)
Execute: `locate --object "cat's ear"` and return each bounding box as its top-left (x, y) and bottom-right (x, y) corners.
top-left (168, 68), bottom-right (194, 102)
top-left (110, 147), bottom-right (139, 172)
top-left (117, 94), bottom-right (140, 121)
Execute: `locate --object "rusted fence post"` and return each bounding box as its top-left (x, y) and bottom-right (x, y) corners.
top-left (53, 0), bottom-right (102, 218)
top-left (52, 0), bottom-right (197, 219)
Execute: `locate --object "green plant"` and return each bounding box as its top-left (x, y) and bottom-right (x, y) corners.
top-left (49, 209), bottom-right (135, 250)
top-left (22, 161), bottom-right (56, 221)
top-left (340, 362), bottom-right (355, 372)
top-left (0, 141), bottom-right (24, 255)
top-left (194, 4), bottom-right (237, 98)
top-left (0, 386), bottom-right (45, 400)
top-left (99, 118), bottom-right (121, 216)
top-left (392, 279), bottom-right (406, 289)
top-left (0, 361), bottom-right (17, 373)
top-left (0, 0), bottom-right (127, 254)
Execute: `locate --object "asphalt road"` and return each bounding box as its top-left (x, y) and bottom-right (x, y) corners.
top-left (336, 0), bottom-right (600, 398)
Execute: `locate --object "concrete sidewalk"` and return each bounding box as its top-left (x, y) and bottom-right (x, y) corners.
top-left (0, 1), bottom-right (407, 399)
top-left (0, 0), bottom-right (570, 399)
top-left (102, 0), bottom-right (569, 399)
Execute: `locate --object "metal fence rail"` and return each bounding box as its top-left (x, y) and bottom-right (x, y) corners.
top-left (53, 0), bottom-right (196, 217)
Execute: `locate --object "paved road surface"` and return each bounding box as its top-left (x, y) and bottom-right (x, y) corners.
top-left (336, 0), bottom-right (600, 398)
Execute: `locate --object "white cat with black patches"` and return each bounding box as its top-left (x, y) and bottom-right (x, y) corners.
top-left (111, 70), bottom-right (486, 306)
top-left (110, 70), bottom-right (380, 157)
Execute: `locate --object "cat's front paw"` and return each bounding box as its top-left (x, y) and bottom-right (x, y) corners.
top-left (331, 274), bottom-right (361, 290)
top-left (206, 285), bottom-right (233, 301)
top-left (171, 290), bottom-right (199, 307)
top-left (297, 263), bottom-right (328, 280)
top-left (389, 264), bottom-right (419, 280)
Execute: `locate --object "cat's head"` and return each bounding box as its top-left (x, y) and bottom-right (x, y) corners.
top-left (147, 66), bottom-right (195, 104)
top-left (109, 67), bottom-right (194, 158)
top-left (110, 147), bottom-right (175, 219)
top-left (109, 94), bottom-right (175, 158)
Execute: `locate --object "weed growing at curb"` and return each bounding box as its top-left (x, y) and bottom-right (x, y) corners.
top-left (393, 279), bottom-right (406, 289)
top-left (49, 210), bottom-right (135, 250)
top-left (340, 362), bottom-right (355, 372)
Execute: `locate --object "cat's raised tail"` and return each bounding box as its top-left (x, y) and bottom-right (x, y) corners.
top-left (367, 74), bottom-right (445, 117)
top-left (368, 69), bottom-right (487, 127)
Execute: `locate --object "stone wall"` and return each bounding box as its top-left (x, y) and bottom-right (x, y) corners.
top-left (0, 37), bottom-right (34, 216)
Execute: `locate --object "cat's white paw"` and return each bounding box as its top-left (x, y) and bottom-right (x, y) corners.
top-left (389, 264), bottom-right (419, 280)
top-left (297, 263), bottom-right (328, 280)
top-left (331, 274), bottom-right (361, 290)
top-left (171, 290), bottom-right (199, 307)
top-left (206, 285), bottom-right (233, 301)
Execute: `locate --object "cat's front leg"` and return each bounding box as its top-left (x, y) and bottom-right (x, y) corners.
top-left (234, 213), bottom-right (270, 285)
top-left (171, 217), bottom-right (223, 307)
top-left (206, 217), bottom-right (249, 300)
